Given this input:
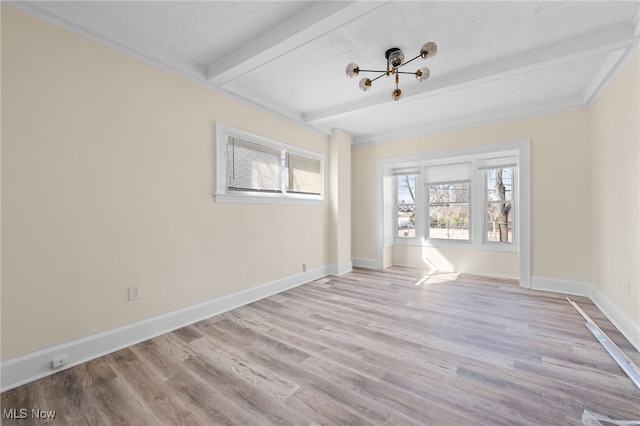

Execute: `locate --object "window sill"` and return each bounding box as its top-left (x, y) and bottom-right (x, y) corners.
top-left (393, 237), bottom-right (517, 253)
top-left (215, 193), bottom-right (324, 206)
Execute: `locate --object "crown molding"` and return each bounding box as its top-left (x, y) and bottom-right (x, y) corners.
top-left (351, 94), bottom-right (585, 145)
top-left (7, 1), bottom-right (207, 81)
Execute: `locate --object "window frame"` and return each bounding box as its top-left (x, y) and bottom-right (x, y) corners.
top-left (390, 154), bottom-right (518, 253)
top-left (378, 140), bottom-right (530, 287)
top-left (215, 123), bottom-right (324, 205)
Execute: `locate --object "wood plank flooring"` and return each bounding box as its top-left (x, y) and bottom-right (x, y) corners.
top-left (3, 267), bottom-right (640, 425)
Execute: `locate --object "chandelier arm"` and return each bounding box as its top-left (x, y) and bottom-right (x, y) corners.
top-left (370, 73), bottom-right (388, 83)
top-left (395, 71), bottom-right (420, 75)
top-left (397, 54), bottom-right (422, 69)
top-left (358, 69), bottom-right (389, 74)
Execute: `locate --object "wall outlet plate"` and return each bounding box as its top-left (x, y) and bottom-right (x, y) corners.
top-left (52, 355), bottom-right (67, 369)
top-left (128, 286), bottom-right (140, 301)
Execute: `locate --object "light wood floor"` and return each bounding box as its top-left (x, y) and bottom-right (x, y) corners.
top-left (3, 267), bottom-right (640, 425)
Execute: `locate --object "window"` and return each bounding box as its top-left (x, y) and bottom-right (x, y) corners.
top-left (395, 173), bottom-right (417, 238)
top-left (286, 151), bottom-right (322, 195)
top-left (425, 162), bottom-right (471, 241)
top-left (379, 141), bottom-right (529, 282)
top-left (386, 153), bottom-right (519, 251)
top-left (428, 181), bottom-right (470, 240)
top-left (227, 136), bottom-right (281, 193)
top-left (216, 124), bottom-right (323, 204)
top-left (486, 167), bottom-right (513, 243)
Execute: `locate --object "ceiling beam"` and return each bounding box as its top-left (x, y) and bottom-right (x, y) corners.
top-left (305, 24), bottom-right (637, 124)
top-left (582, 48), bottom-right (629, 104)
top-left (207, 1), bottom-right (388, 86)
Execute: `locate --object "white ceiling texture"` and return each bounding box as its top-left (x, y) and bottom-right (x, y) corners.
top-left (11, 1), bottom-right (640, 144)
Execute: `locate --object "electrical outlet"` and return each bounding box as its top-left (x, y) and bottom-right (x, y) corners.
top-left (52, 355), bottom-right (67, 369)
top-left (128, 286), bottom-right (140, 301)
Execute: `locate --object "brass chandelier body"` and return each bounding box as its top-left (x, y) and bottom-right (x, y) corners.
top-left (345, 42), bottom-right (438, 101)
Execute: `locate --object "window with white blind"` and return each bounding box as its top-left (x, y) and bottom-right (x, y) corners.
top-left (386, 151), bottom-right (520, 252)
top-left (425, 163), bottom-right (471, 241)
top-left (286, 151), bottom-right (322, 195)
top-left (216, 124), bottom-right (323, 204)
top-left (227, 136), bottom-right (282, 193)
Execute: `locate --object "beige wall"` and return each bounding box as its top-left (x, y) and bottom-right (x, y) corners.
top-left (353, 108), bottom-right (592, 282)
top-left (1, 7), bottom-right (329, 359)
top-left (590, 48), bottom-right (640, 344)
top-left (392, 246), bottom-right (519, 279)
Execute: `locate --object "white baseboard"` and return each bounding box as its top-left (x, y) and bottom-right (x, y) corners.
top-left (328, 262), bottom-right (353, 276)
top-left (531, 276), bottom-right (640, 352)
top-left (530, 276), bottom-right (592, 297)
top-left (352, 257), bottom-right (380, 270)
top-left (0, 266), bottom-right (330, 392)
top-left (591, 286), bottom-right (640, 352)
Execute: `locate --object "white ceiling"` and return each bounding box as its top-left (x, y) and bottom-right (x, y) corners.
top-left (11, 1), bottom-right (640, 144)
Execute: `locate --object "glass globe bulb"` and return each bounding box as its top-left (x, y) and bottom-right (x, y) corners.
top-left (420, 42), bottom-right (438, 59)
top-left (345, 63), bottom-right (359, 78)
top-left (416, 67), bottom-right (430, 81)
top-left (359, 78), bottom-right (372, 92)
top-left (388, 50), bottom-right (405, 69)
top-left (392, 88), bottom-right (402, 101)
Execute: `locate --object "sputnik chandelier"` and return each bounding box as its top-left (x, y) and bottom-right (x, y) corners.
top-left (345, 42), bottom-right (438, 101)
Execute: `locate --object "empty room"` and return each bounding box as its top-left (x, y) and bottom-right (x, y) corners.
top-left (2, 1), bottom-right (640, 424)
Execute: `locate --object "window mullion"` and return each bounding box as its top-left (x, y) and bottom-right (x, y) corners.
top-left (415, 171), bottom-right (425, 242)
top-left (281, 149), bottom-right (286, 194)
top-left (472, 165), bottom-right (485, 244)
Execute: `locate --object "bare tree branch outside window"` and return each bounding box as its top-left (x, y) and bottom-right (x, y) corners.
top-left (397, 175), bottom-right (416, 238)
top-left (487, 168), bottom-right (513, 242)
top-left (428, 181), bottom-right (470, 240)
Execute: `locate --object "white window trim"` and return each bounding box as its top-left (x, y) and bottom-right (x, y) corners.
top-left (377, 140), bottom-right (531, 288)
top-left (215, 123), bottom-right (324, 205)
top-left (392, 160), bottom-right (517, 252)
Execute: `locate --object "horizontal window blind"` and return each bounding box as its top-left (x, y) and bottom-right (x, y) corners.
top-left (425, 162), bottom-right (471, 183)
top-left (477, 156), bottom-right (517, 170)
top-left (286, 151), bottom-right (321, 195)
top-left (227, 136), bottom-right (281, 193)
top-left (392, 167), bottom-right (421, 176)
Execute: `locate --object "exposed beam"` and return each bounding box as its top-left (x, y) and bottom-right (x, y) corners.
top-left (305, 24), bottom-right (637, 124)
top-left (582, 49), bottom-right (629, 104)
top-left (207, 1), bottom-right (388, 86)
